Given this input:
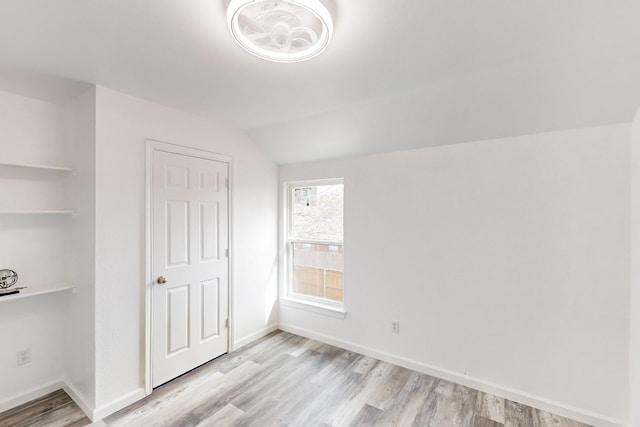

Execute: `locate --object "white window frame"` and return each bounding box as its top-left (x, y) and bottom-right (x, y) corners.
top-left (281, 178), bottom-right (346, 318)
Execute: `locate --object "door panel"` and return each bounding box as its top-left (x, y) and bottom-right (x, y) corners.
top-left (201, 278), bottom-right (220, 341)
top-left (200, 202), bottom-right (219, 261)
top-left (166, 165), bottom-right (189, 188)
top-left (166, 201), bottom-right (190, 267)
top-left (152, 149), bottom-right (229, 387)
top-left (167, 285), bottom-right (190, 355)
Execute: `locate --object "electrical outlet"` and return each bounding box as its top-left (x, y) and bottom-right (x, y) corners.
top-left (17, 349), bottom-right (31, 365)
top-left (391, 320), bottom-right (400, 333)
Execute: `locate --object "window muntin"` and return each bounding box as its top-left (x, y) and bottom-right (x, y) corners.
top-left (287, 181), bottom-right (344, 304)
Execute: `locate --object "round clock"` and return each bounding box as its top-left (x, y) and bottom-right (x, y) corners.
top-left (0, 269), bottom-right (18, 289)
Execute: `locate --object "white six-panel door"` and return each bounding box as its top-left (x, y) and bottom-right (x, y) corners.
top-left (151, 148), bottom-right (229, 388)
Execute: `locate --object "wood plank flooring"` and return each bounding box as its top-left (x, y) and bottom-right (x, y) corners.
top-left (1, 331), bottom-right (592, 427)
top-left (0, 389), bottom-right (90, 427)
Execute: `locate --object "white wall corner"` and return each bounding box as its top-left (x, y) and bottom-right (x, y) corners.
top-left (630, 106), bottom-right (640, 427)
top-left (232, 324), bottom-right (279, 351)
top-left (62, 379), bottom-right (95, 421)
top-left (91, 388), bottom-right (146, 422)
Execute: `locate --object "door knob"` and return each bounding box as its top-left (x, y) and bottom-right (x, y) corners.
top-left (156, 276), bottom-right (167, 284)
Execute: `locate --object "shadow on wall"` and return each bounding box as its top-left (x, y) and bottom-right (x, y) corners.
top-left (265, 256), bottom-right (278, 326)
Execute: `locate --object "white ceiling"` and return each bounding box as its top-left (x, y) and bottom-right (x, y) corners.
top-left (0, 0), bottom-right (638, 163)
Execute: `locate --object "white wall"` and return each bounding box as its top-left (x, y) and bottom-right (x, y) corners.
top-left (0, 91), bottom-right (65, 166)
top-left (0, 295), bottom-right (68, 409)
top-left (631, 108), bottom-right (640, 427)
top-left (0, 91), bottom-right (69, 409)
top-left (279, 124), bottom-right (630, 426)
top-left (93, 87), bottom-right (278, 414)
top-left (62, 87), bottom-right (97, 411)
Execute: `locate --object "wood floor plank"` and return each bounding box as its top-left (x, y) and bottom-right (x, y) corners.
top-left (110, 349), bottom-right (233, 422)
top-left (286, 357), bottom-right (364, 426)
top-left (473, 415), bottom-right (504, 427)
top-left (165, 360), bottom-right (263, 426)
top-left (366, 363), bottom-right (413, 411)
top-left (324, 360), bottom-right (395, 426)
top-left (105, 370), bottom-right (227, 426)
top-left (263, 381), bottom-right (326, 426)
top-left (532, 408), bottom-right (592, 427)
top-left (286, 335), bottom-right (325, 357)
top-left (291, 351), bottom-right (365, 424)
top-left (23, 402), bottom-right (89, 427)
top-left (348, 403), bottom-right (385, 426)
top-left (262, 349), bottom-right (332, 403)
top-left (0, 390), bottom-right (90, 427)
top-left (248, 333), bottom-right (306, 365)
top-left (186, 354), bottom-right (302, 424)
top-left (230, 350), bottom-right (329, 425)
top-left (349, 354), bottom-right (378, 376)
top-left (64, 419), bottom-right (92, 427)
top-left (209, 330), bottom-right (291, 374)
top-left (0, 390), bottom-right (71, 425)
top-left (414, 381), bottom-right (477, 427)
top-left (229, 354), bottom-right (308, 410)
top-left (475, 391), bottom-right (505, 423)
top-left (4, 331), bottom-right (593, 427)
top-left (378, 371), bottom-right (438, 426)
top-left (311, 351), bottom-right (366, 388)
top-left (445, 384), bottom-right (478, 426)
top-left (505, 400), bottom-right (534, 427)
top-left (107, 359), bottom-right (264, 427)
top-left (412, 380), bottom-right (468, 427)
top-left (197, 403), bottom-right (244, 426)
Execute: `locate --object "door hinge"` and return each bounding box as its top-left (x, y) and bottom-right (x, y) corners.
top-left (225, 248), bottom-right (229, 258)
top-left (225, 318), bottom-right (230, 329)
top-left (226, 178), bottom-right (229, 188)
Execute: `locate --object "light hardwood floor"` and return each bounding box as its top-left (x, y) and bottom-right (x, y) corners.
top-left (0, 389), bottom-right (90, 427)
top-left (1, 331), bottom-right (592, 427)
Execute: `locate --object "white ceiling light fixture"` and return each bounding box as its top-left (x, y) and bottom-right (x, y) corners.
top-left (226, 0), bottom-right (333, 63)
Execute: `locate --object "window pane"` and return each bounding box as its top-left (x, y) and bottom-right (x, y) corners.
top-left (292, 242), bottom-right (343, 302)
top-left (292, 184), bottom-right (343, 241)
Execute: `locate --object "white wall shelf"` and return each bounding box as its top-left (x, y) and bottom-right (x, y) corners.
top-left (0, 161), bottom-right (74, 173)
top-left (0, 162), bottom-right (75, 214)
top-left (0, 285), bottom-right (74, 303)
top-left (0, 210), bottom-right (75, 216)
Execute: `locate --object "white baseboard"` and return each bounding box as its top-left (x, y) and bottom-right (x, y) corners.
top-left (62, 379), bottom-right (94, 421)
top-left (279, 323), bottom-right (627, 427)
top-left (0, 379), bottom-right (64, 414)
top-left (0, 378), bottom-right (142, 422)
top-left (2, 326), bottom-right (626, 427)
top-left (233, 324), bottom-right (279, 351)
top-left (92, 387), bottom-right (145, 421)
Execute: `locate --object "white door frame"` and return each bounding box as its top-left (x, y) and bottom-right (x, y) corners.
top-left (144, 139), bottom-right (234, 395)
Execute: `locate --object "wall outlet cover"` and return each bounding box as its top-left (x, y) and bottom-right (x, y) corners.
top-left (17, 348), bottom-right (31, 365)
top-left (392, 321), bottom-right (400, 333)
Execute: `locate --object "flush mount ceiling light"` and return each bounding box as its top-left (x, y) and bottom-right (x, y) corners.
top-left (226, 0), bottom-right (333, 63)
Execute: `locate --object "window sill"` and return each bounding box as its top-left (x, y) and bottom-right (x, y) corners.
top-left (280, 297), bottom-right (346, 319)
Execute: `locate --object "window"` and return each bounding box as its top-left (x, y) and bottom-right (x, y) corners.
top-left (286, 179), bottom-right (344, 308)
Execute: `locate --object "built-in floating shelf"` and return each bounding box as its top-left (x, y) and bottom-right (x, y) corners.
top-left (0, 164), bottom-right (75, 215)
top-left (0, 210), bottom-right (75, 216)
top-left (0, 161), bottom-right (74, 173)
top-left (0, 285), bottom-right (74, 303)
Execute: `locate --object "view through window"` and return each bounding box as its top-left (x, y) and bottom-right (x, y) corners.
top-left (288, 181), bottom-right (344, 303)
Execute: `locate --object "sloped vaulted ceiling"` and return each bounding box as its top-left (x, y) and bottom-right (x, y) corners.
top-left (0, 0), bottom-right (638, 163)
